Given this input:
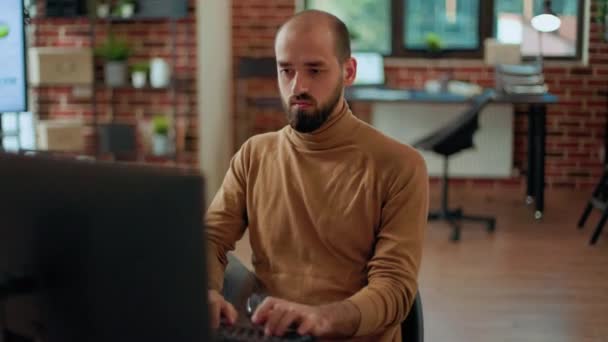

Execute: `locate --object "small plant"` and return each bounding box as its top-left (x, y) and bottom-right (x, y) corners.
top-left (95, 34), bottom-right (132, 61)
top-left (424, 32), bottom-right (442, 52)
top-left (112, 0), bottom-right (137, 17)
top-left (131, 61), bottom-right (149, 73)
top-left (596, 0), bottom-right (607, 24)
top-left (152, 115), bottom-right (170, 136)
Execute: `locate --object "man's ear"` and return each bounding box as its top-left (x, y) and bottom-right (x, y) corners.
top-left (343, 57), bottom-right (357, 86)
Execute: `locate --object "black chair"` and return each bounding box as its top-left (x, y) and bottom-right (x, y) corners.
top-left (413, 90), bottom-right (497, 241)
top-left (577, 164), bottom-right (608, 245)
top-left (222, 254), bottom-right (424, 342)
top-left (401, 291), bottom-right (424, 342)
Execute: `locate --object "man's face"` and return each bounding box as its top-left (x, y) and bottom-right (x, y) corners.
top-left (275, 25), bottom-right (356, 133)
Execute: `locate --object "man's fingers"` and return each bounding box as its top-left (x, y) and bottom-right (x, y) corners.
top-left (263, 306), bottom-right (285, 336)
top-left (274, 309), bottom-right (302, 336)
top-left (297, 315), bottom-right (315, 336)
top-left (221, 301), bottom-right (238, 325)
top-left (251, 297), bottom-right (276, 324)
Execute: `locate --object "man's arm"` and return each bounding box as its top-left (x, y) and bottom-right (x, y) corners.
top-left (346, 152), bottom-right (429, 336)
top-left (206, 141), bottom-right (251, 291)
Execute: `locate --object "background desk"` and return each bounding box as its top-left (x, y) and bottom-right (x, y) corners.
top-left (346, 87), bottom-right (558, 219)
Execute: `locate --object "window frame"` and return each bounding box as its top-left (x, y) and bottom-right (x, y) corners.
top-left (302, 0), bottom-right (586, 61)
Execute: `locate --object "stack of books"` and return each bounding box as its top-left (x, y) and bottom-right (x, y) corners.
top-left (495, 63), bottom-right (548, 95)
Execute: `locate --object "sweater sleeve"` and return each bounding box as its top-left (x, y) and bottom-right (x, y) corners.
top-left (205, 142), bottom-right (250, 292)
top-left (346, 151), bottom-right (429, 336)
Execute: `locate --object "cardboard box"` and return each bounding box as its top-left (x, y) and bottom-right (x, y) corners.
top-left (37, 119), bottom-right (85, 152)
top-left (28, 47), bottom-right (93, 85)
top-left (484, 39), bottom-right (522, 66)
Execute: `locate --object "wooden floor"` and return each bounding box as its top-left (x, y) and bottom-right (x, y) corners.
top-left (232, 186), bottom-right (608, 342)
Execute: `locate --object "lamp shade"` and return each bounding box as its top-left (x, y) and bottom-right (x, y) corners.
top-left (531, 0), bottom-right (562, 33)
top-left (531, 13), bottom-right (561, 32)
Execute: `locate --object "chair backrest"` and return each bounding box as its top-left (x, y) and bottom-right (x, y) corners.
top-left (401, 291), bottom-right (424, 342)
top-left (414, 90), bottom-right (495, 157)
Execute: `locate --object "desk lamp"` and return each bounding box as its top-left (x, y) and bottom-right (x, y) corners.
top-left (531, 0), bottom-right (562, 66)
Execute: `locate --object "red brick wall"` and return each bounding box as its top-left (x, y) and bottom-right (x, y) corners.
top-left (232, 0), bottom-right (608, 190)
top-left (30, 0), bottom-right (198, 168)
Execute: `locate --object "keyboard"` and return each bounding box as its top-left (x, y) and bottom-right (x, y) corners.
top-left (216, 322), bottom-right (314, 341)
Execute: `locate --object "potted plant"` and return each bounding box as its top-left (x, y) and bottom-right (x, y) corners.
top-left (96, 0), bottom-right (110, 18)
top-left (151, 115), bottom-right (172, 156)
top-left (95, 34), bottom-right (132, 87)
top-left (116, 0), bottom-right (137, 18)
top-left (130, 61), bottom-right (149, 88)
top-left (424, 32), bottom-right (443, 58)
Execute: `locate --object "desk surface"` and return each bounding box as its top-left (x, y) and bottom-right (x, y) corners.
top-left (244, 87), bottom-right (559, 109)
top-left (345, 86), bottom-right (559, 105)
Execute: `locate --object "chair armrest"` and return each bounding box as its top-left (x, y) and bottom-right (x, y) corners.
top-left (222, 253), bottom-right (265, 317)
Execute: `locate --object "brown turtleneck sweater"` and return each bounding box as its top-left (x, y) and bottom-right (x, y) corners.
top-left (205, 100), bottom-right (429, 341)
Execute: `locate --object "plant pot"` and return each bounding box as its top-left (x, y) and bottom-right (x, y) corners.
top-left (120, 4), bottom-right (135, 18)
top-left (98, 123), bottom-right (136, 154)
top-left (152, 134), bottom-right (171, 156)
top-left (150, 58), bottom-right (171, 88)
top-left (104, 61), bottom-right (127, 87)
top-left (97, 4), bottom-right (110, 18)
top-left (132, 71), bottom-right (147, 88)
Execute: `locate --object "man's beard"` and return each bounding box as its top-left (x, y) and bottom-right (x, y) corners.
top-left (283, 82), bottom-right (342, 133)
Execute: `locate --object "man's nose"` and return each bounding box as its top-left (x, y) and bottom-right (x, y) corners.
top-left (291, 72), bottom-right (310, 94)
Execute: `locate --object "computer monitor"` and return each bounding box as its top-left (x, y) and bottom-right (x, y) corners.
top-left (0, 0), bottom-right (28, 112)
top-left (0, 152), bottom-right (210, 342)
top-left (352, 52), bottom-right (385, 87)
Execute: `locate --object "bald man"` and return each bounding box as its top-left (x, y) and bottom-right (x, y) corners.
top-left (206, 10), bottom-right (428, 342)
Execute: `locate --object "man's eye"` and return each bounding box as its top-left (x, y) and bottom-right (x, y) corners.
top-left (310, 69), bottom-right (320, 74)
top-left (281, 69), bottom-right (293, 75)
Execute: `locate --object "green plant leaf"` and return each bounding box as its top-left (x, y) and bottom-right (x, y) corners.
top-left (0, 23), bottom-right (9, 39)
top-left (152, 115), bottom-right (170, 136)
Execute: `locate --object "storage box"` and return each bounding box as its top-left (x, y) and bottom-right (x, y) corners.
top-left (28, 47), bottom-right (93, 85)
top-left (484, 39), bottom-right (521, 66)
top-left (37, 119), bottom-right (85, 152)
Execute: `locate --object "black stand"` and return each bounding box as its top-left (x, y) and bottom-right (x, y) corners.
top-left (428, 156), bottom-right (496, 241)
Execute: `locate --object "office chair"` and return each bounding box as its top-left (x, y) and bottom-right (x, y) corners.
top-left (222, 254), bottom-right (424, 342)
top-left (401, 291), bottom-right (424, 342)
top-left (413, 90), bottom-right (497, 241)
top-left (577, 164), bottom-right (608, 245)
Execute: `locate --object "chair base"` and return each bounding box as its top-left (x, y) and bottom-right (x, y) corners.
top-left (429, 208), bottom-right (496, 242)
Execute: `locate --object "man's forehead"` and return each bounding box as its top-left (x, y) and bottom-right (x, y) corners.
top-left (275, 30), bottom-right (336, 66)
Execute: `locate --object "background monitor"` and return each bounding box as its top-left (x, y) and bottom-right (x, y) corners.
top-left (0, 0), bottom-right (27, 113)
top-left (0, 153), bottom-right (210, 342)
top-left (352, 52), bottom-right (385, 86)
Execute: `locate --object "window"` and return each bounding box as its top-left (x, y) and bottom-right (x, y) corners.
top-left (495, 0), bottom-right (583, 58)
top-left (305, 0), bottom-right (391, 54)
top-left (304, 0), bottom-right (585, 60)
top-left (404, 0), bottom-right (480, 50)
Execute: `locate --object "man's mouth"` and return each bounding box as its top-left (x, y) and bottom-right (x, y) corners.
top-left (291, 101), bottom-right (313, 109)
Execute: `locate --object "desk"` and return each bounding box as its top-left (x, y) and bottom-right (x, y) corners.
top-left (346, 87), bottom-right (558, 219)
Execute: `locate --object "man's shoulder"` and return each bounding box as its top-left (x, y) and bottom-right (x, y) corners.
top-left (240, 130), bottom-right (284, 156)
top-left (356, 120), bottom-right (425, 166)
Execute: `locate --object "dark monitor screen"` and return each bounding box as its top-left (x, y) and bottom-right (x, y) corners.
top-left (0, 153), bottom-right (210, 342)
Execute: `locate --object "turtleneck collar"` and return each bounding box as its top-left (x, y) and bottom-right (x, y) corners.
top-left (283, 99), bottom-right (361, 151)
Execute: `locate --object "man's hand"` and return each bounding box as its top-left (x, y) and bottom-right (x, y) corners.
top-left (208, 289), bottom-right (238, 329)
top-left (251, 296), bottom-right (361, 338)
